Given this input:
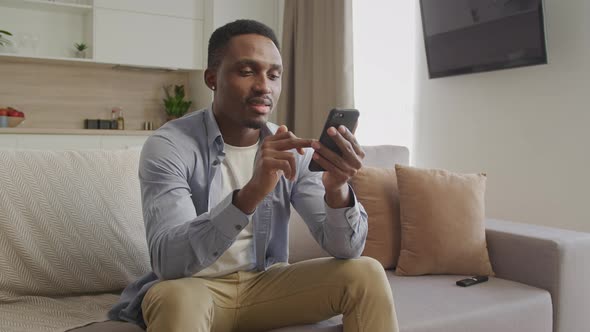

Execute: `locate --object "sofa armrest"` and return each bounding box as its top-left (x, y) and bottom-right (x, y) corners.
top-left (485, 218), bottom-right (590, 332)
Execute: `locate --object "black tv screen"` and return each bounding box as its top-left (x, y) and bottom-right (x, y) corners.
top-left (419, 0), bottom-right (548, 78)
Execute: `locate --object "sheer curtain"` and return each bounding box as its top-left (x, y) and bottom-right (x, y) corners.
top-left (352, 0), bottom-right (417, 154)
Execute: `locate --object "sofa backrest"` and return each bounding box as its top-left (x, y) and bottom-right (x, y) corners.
top-left (288, 145), bottom-right (410, 263)
top-left (0, 149), bottom-right (150, 299)
top-left (0, 145), bottom-right (408, 298)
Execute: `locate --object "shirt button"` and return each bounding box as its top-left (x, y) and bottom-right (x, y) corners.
top-left (235, 225), bottom-right (243, 231)
top-left (213, 251), bottom-right (219, 257)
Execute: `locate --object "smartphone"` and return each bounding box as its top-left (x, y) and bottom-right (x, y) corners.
top-left (308, 108), bottom-right (360, 172)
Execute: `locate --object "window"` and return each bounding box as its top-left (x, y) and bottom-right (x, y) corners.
top-left (352, 0), bottom-right (417, 154)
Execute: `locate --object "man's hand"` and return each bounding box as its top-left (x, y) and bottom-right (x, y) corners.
top-left (311, 126), bottom-right (365, 208)
top-left (234, 125), bottom-right (311, 214)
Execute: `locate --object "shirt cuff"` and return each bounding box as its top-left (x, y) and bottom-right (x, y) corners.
top-left (324, 185), bottom-right (361, 229)
top-left (210, 191), bottom-right (251, 239)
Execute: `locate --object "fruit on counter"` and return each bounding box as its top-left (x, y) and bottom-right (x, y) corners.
top-left (2, 107), bottom-right (25, 117)
top-left (0, 109), bottom-right (7, 116)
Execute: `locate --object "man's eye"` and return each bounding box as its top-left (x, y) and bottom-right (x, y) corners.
top-left (240, 70), bottom-right (254, 76)
top-left (269, 74), bottom-right (281, 80)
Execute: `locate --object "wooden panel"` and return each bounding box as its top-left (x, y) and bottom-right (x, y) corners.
top-left (95, 0), bottom-right (204, 20)
top-left (0, 61), bottom-right (193, 130)
top-left (94, 8), bottom-right (203, 70)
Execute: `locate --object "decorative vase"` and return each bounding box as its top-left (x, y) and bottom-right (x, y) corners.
top-left (75, 50), bottom-right (86, 58)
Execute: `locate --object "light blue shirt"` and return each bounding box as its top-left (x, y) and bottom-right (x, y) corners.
top-left (108, 107), bottom-right (368, 327)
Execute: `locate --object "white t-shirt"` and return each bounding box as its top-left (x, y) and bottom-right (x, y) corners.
top-left (194, 141), bottom-right (258, 277)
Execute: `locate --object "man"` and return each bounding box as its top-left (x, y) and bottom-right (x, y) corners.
top-left (109, 19), bottom-right (398, 332)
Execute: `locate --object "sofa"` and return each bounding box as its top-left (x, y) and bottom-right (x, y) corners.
top-left (0, 145), bottom-right (588, 332)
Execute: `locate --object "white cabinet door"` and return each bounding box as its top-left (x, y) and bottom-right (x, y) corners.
top-left (0, 135), bottom-right (18, 149)
top-left (100, 136), bottom-right (148, 149)
top-left (94, 8), bottom-right (203, 69)
top-left (15, 135), bottom-right (101, 150)
top-left (203, 0), bottom-right (284, 68)
top-left (0, 134), bottom-right (149, 150)
top-left (95, 0), bottom-right (204, 20)
top-left (211, 0), bottom-right (282, 33)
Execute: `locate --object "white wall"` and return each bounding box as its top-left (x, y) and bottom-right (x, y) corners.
top-left (413, 0), bottom-right (590, 232)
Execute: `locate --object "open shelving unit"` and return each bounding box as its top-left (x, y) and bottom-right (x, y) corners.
top-left (0, 0), bottom-right (92, 14)
top-left (0, 0), bottom-right (94, 60)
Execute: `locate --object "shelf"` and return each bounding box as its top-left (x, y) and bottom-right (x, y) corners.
top-left (0, 0), bottom-right (92, 14)
top-left (0, 52), bottom-right (95, 65)
top-left (0, 128), bottom-right (154, 136)
top-left (0, 52), bottom-right (193, 71)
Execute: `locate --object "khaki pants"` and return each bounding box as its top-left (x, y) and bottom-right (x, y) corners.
top-left (142, 256), bottom-right (398, 332)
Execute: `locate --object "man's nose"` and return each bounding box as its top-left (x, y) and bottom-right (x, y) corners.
top-left (253, 75), bottom-right (272, 94)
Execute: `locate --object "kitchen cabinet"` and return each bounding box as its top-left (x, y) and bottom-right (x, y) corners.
top-left (94, 0), bottom-right (204, 20)
top-left (202, 0), bottom-right (284, 68)
top-left (94, 8), bottom-right (203, 70)
top-left (0, 0), bottom-right (205, 69)
top-left (0, 0), bottom-right (94, 61)
top-left (0, 0), bottom-right (283, 70)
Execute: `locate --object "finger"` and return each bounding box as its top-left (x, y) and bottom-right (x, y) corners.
top-left (326, 127), bottom-right (362, 170)
top-left (312, 152), bottom-right (350, 181)
top-left (261, 150), bottom-right (297, 181)
top-left (264, 130), bottom-right (312, 150)
top-left (266, 125), bottom-right (289, 141)
top-left (338, 125), bottom-right (365, 158)
top-left (269, 137), bottom-right (313, 151)
top-left (262, 157), bottom-right (293, 180)
top-left (311, 143), bottom-right (358, 178)
top-left (277, 125), bottom-right (288, 134)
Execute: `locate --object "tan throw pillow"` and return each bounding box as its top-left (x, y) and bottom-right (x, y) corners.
top-left (350, 167), bottom-right (401, 269)
top-left (394, 164), bottom-right (494, 276)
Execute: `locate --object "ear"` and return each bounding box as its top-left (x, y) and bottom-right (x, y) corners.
top-left (204, 68), bottom-right (217, 91)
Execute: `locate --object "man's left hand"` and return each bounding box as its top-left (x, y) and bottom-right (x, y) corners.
top-left (311, 126), bottom-right (365, 208)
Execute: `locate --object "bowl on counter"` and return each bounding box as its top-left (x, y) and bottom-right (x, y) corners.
top-left (8, 116), bottom-right (25, 127)
top-left (0, 107), bottom-right (26, 128)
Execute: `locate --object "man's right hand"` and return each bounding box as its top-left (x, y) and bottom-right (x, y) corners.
top-left (234, 125), bottom-right (311, 214)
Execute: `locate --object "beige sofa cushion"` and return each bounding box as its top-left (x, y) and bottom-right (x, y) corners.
top-left (395, 164), bottom-right (494, 276)
top-left (350, 166), bottom-right (400, 269)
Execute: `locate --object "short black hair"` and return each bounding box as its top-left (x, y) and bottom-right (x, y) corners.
top-left (207, 19), bottom-right (280, 69)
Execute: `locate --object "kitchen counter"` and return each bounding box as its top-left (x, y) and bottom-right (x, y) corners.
top-left (0, 128), bottom-right (152, 149)
top-left (0, 128), bottom-right (154, 136)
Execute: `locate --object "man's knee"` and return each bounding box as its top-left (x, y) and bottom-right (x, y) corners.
top-left (339, 257), bottom-right (386, 281)
top-left (339, 257), bottom-right (393, 301)
top-left (143, 278), bottom-right (214, 318)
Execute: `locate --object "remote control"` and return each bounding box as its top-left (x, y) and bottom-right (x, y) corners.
top-left (456, 276), bottom-right (489, 287)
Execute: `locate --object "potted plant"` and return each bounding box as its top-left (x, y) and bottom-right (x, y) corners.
top-left (74, 42), bottom-right (88, 58)
top-left (163, 85), bottom-right (192, 121)
top-left (0, 29), bottom-right (14, 53)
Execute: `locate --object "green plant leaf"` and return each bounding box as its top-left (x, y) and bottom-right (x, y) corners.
top-left (163, 84), bottom-right (192, 117)
top-left (0, 30), bottom-right (13, 36)
top-left (74, 42), bottom-right (88, 51)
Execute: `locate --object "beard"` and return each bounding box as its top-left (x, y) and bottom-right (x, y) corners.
top-left (244, 118), bottom-right (266, 129)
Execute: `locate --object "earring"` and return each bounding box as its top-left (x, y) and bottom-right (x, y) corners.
top-left (211, 86), bottom-right (216, 90)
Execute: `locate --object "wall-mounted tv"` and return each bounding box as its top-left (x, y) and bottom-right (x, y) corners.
top-left (419, 0), bottom-right (548, 79)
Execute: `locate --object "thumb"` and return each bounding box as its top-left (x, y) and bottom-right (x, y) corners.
top-left (276, 125), bottom-right (288, 134)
